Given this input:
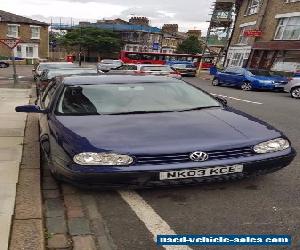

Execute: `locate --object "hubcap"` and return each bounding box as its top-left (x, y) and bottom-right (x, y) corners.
top-left (212, 79), bottom-right (218, 86)
top-left (242, 82), bottom-right (252, 91)
top-left (291, 87), bottom-right (300, 98)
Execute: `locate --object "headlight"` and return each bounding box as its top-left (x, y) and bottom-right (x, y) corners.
top-left (253, 138), bottom-right (290, 154)
top-left (73, 152), bottom-right (134, 166)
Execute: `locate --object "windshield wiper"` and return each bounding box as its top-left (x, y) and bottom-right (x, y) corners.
top-left (106, 110), bottom-right (176, 115)
top-left (178, 106), bottom-right (221, 112)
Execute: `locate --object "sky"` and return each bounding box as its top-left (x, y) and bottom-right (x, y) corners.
top-left (1, 0), bottom-right (214, 33)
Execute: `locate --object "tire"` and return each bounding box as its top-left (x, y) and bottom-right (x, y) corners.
top-left (0, 63), bottom-right (6, 68)
top-left (241, 82), bottom-right (253, 91)
top-left (291, 87), bottom-right (300, 99)
top-left (212, 78), bottom-right (220, 86)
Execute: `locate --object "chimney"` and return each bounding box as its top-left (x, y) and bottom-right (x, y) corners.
top-left (162, 24), bottom-right (179, 34)
top-left (129, 17), bottom-right (149, 26)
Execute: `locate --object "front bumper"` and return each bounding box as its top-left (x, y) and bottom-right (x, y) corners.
top-left (51, 149), bottom-right (296, 189)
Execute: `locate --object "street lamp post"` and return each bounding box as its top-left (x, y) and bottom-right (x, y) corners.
top-left (79, 27), bottom-right (82, 67)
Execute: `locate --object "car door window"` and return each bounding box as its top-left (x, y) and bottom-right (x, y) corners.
top-left (42, 80), bottom-right (58, 109)
top-left (224, 67), bottom-right (236, 74)
top-left (225, 67), bottom-right (243, 75)
top-left (234, 68), bottom-right (244, 75)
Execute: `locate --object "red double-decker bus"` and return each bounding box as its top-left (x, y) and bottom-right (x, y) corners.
top-left (119, 50), bottom-right (214, 69)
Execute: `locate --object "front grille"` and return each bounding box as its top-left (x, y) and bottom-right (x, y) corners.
top-left (134, 147), bottom-right (255, 165)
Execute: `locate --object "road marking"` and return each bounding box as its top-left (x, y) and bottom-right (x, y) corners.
top-left (210, 93), bottom-right (263, 105)
top-left (119, 190), bottom-right (192, 250)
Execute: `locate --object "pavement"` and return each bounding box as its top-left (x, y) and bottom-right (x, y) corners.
top-left (0, 87), bottom-right (30, 250)
top-left (40, 76), bottom-right (300, 250)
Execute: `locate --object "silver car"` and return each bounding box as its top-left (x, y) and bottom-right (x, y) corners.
top-left (284, 75), bottom-right (300, 99)
top-left (33, 62), bottom-right (76, 80)
top-left (97, 59), bottom-right (123, 73)
top-left (107, 64), bottom-right (182, 79)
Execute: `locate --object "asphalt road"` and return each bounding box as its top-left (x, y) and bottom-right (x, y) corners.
top-left (43, 76), bottom-right (300, 250)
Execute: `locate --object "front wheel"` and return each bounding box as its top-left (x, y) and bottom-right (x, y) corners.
top-left (241, 82), bottom-right (253, 91)
top-left (212, 78), bottom-right (220, 86)
top-left (291, 87), bottom-right (300, 99)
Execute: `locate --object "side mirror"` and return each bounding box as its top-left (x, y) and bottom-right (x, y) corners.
top-left (15, 105), bottom-right (48, 113)
top-left (215, 97), bottom-right (228, 107)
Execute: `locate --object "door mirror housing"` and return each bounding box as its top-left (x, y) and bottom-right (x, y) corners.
top-left (15, 105), bottom-right (48, 114)
top-left (215, 97), bottom-right (228, 107)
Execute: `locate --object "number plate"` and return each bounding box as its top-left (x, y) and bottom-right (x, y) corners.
top-left (159, 165), bottom-right (243, 180)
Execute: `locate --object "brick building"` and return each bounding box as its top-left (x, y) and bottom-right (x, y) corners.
top-left (226, 0), bottom-right (300, 72)
top-left (0, 10), bottom-right (49, 60)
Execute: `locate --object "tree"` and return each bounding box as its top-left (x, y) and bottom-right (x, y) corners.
top-left (58, 27), bottom-right (122, 57)
top-left (176, 36), bottom-right (203, 54)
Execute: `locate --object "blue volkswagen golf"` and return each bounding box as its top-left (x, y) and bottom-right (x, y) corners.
top-left (212, 67), bottom-right (288, 91)
top-left (16, 75), bottom-right (295, 188)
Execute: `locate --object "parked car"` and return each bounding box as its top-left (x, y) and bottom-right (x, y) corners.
top-left (106, 64), bottom-right (182, 79)
top-left (37, 67), bottom-right (98, 94)
top-left (284, 73), bottom-right (300, 99)
top-left (171, 63), bottom-right (197, 77)
top-left (0, 61), bottom-right (9, 68)
top-left (33, 62), bottom-right (77, 80)
top-left (212, 67), bottom-right (288, 91)
top-left (97, 59), bottom-right (123, 73)
top-left (16, 75), bottom-right (295, 188)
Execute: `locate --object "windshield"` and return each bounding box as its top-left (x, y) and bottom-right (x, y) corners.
top-left (173, 64), bottom-right (187, 69)
top-left (140, 66), bottom-right (173, 72)
top-left (57, 81), bottom-right (221, 115)
top-left (173, 64), bottom-right (195, 69)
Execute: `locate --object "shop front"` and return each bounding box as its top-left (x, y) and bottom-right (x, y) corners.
top-left (248, 41), bottom-right (300, 72)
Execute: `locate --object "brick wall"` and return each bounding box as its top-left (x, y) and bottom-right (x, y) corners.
top-left (257, 0), bottom-right (300, 42)
top-left (230, 0), bottom-right (300, 47)
top-left (230, 0), bottom-right (258, 45)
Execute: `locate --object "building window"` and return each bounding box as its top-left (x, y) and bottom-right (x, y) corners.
top-left (274, 16), bottom-right (300, 40)
top-left (16, 45), bottom-right (22, 58)
top-left (238, 25), bottom-right (255, 44)
top-left (230, 53), bottom-right (243, 66)
top-left (31, 26), bottom-right (40, 39)
top-left (285, 0), bottom-right (300, 3)
top-left (7, 24), bottom-right (19, 38)
top-left (26, 46), bottom-right (34, 58)
top-left (246, 0), bottom-right (262, 15)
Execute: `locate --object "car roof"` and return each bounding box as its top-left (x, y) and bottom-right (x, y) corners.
top-left (39, 62), bottom-right (73, 65)
top-left (47, 67), bottom-right (95, 71)
top-left (62, 75), bottom-right (181, 85)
